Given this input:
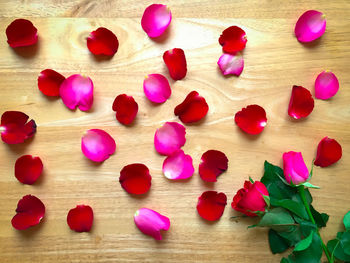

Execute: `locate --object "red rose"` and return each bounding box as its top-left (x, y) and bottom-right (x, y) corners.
top-left (231, 181), bottom-right (269, 217)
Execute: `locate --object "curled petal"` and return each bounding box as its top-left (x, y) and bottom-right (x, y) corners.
top-left (154, 122), bottom-right (186, 156)
top-left (163, 48), bottom-right (187, 80)
top-left (217, 53), bottom-right (244, 76)
top-left (67, 205), bottom-right (93, 232)
top-left (234, 105), bottom-right (267, 135)
top-left (197, 191), bottom-right (227, 221)
top-left (81, 129), bottom-right (116, 162)
top-left (11, 195), bottom-right (45, 230)
top-left (143, 74), bottom-right (171, 103)
top-left (60, 74), bottom-right (94, 111)
top-left (288, 85), bottom-right (314, 119)
top-left (283, 151), bottom-right (309, 185)
top-left (295, 10), bottom-right (326, 43)
top-left (15, 155), bottom-right (43, 185)
top-left (162, 150), bottom-right (194, 180)
top-left (315, 71), bottom-right (339, 100)
top-left (87, 27), bottom-right (119, 56)
top-left (314, 137), bottom-right (342, 167)
top-left (199, 150), bottom-right (228, 182)
top-left (38, 69), bottom-right (65, 97)
top-left (219, 26), bottom-right (247, 54)
top-left (0, 111), bottom-right (36, 144)
top-left (174, 91), bottom-right (209, 123)
top-left (112, 94), bottom-right (138, 125)
top-left (6, 19), bottom-right (38, 48)
top-left (141, 4), bottom-right (172, 38)
top-left (119, 163), bottom-right (152, 195)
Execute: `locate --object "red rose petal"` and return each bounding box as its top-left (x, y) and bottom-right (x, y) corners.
top-left (11, 195), bottom-right (45, 230)
top-left (38, 69), bottom-right (65, 97)
top-left (314, 137), bottom-right (342, 167)
top-left (15, 155), bottom-right (43, 185)
top-left (219, 26), bottom-right (247, 54)
top-left (163, 48), bottom-right (187, 80)
top-left (197, 191), bottom-right (227, 221)
top-left (199, 150), bottom-right (228, 182)
top-left (67, 205), bottom-right (93, 232)
top-left (112, 94), bottom-right (138, 125)
top-left (288, 85), bottom-right (314, 119)
top-left (234, 105), bottom-right (267, 135)
top-left (87, 27), bottom-right (119, 56)
top-left (0, 111), bottom-right (36, 144)
top-left (6, 19), bottom-right (38, 48)
top-left (119, 163), bottom-right (152, 195)
top-left (174, 91), bottom-right (209, 123)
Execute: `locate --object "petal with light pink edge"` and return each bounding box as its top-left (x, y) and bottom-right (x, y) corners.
top-left (143, 74), bottom-right (171, 103)
top-left (154, 122), bottom-right (186, 156)
top-left (295, 10), bottom-right (326, 43)
top-left (315, 71), bottom-right (339, 100)
top-left (141, 4), bottom-right (172, 38)
top-left (81, 129), bottom-right (116, 162)
top-left (134, 208), bottom-right (170, 240)
top-left (60, 74), bottom-right (94, 111)
top-left (162, 150), bottom-right (194, 180)
top-left (217, 53), bottom-right (244, 76)
top-left (15, 155), bottom-right (43, 185)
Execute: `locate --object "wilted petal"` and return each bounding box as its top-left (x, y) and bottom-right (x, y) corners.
top-left (197, 191), bottom-right (227, 221)
top-left (6, 19), bottom-right (38, 48)
top-left (87, 27), bottom-right (119, 56)
top-left (163, 48), bottom-right (187, 80)
top-left (141, 4), bottom-right (172, 38)
top-left (217, 53), bottom-right (244, 76)
top-left (154, 122), bottom-right (186, 156)
top-left (15, 155), bottom-right (43, 185)
top-left (162, 150), bottom-right (194, 180)
top-left (288, 85), bottom-right (314, 119)
top-left (112, 94), bottom-right (138, 125)
top-left (314, 137), bottom-right (342, 167)
top-left (234, 105), bottom-right (267, 135)
top-left (199, 150), bottom-right (228, 182)
top-left (38, 69), bottom-right (65, 97)
top-left (143, 74), bottom-right (171, 103)
top-left (295, 10), bottom-right (326, 43)
top-left (119, 163), bottom-right (152, 195)
top-left (67, 205), bottom-right (93, 232)
top-left (219, 26), bottom-right (247, 54)
top-left (174, 91), bottom-right (209, 123)
top-left (315, 71), bottom-right (339, 100)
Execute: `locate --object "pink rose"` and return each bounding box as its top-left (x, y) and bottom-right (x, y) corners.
top-left (283, 151), bottom-right (309, 185)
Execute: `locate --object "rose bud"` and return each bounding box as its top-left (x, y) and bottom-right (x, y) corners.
top-left (283, 151), bottom-right (310, 185)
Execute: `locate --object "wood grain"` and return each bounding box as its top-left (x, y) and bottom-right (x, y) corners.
top-left (0, 1), bottom-right (349, 262)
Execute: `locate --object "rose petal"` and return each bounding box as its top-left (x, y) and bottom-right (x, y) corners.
top-left (154, 122), bottom-right (186, 156)
top-left (11, 195), bottom-right (45, 230)
top-left (38, 69), bottom-right (65, 97)
top-left (134, 208), bottom-right (170, 240)
top-left (219, 26), bottom-right (247, 54)
top-left (163, 48), bottom-right (187, 80)
top-left (0, 111), bottom-right (36, 144)
top-left (119, 163), bottom-right (152, 195)
top-left (60, 74), bottom-right (94, 111)
top-left (112, 94), bottom-right (138, 125)
top-left (288, 85), bottom-right (314, 119)
top-left (162, 150), bottom-right (194, 180)
top-left (217, 53), bottom-right (244, 76)
top-left (81, 129), bottom-right (116, 162)
top-left (15, 155), bottom-right (43, 185)
top-left (234, 105), bottom-right (267, 135)
top-left (143, 74), bottom-right (171, 103)
top-left (67, 205), bottom-right (93, 232)
top-left (314, 137), bottom-right (342, 167)
top-left (197, 191), bottom-right (227, 221)
top-left (283, 151), bottom-right (309, 185)
top-left (6, 19), bottom-right (38, 48)
top-left (295, 10), bottom-right (326, 43)
top-left (199, 150), bottom-right (228, 182)
top-left (315, 71), bottom-right (339, 100)
top-left (174, 91), bottom-right (209, 123)
top-left (141, 4), bottom-right (172, 38)
top-left (87, 27), bottom-right (119, 56)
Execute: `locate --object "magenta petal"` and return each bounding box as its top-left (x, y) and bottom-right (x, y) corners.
top-left (60, 74), bottom-right (94, 111)
top-left (134, 208), bottom-right (170, 240)
top-left (295, 10), bottom-right (326, 43)
top-left (217, 53), bottom-right (244, 76)
top-left (81, 129), bottom-right (116, 162)
top-left (143, 74), bottom-right (171, 103)
top-left (154, 122), bottom-right (186, 156)
top-left (162, 150), bottom-right (194, 180)
top-left (141, 4), bottom-right (172, 38)
top-left (315, 71), bottom-right (339, 100)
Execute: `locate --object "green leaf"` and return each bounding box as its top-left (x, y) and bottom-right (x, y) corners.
top-left (344, 210), bottom-right (350, 230)
top-left (310, 205), bottom-right (329, 228)
top-left (328, 237), bottom-right (350, 262)
top-left (273, 199), bottom-right (309, 220)
top-left (280, 258), bottom-right (292, 263)
top-left (249, 176), bottom-right (254, 183)
top-left (263, 195), bottom-right (270, 208)
top-left (340, 231), bottom-right (350, 255)
top-left (289, 232), bottom-right (323, 263)
top-left (278, 226), bottom-right (302, 246)
top-left (257, 207), bottom-right (295, 232)
top-left (299, 221), bottom-right (317, 237)
top-left (301, 182), bottom-right (320, 189)
top-left (293, 231), bottom-right (314, 252)
top-left (268, 229), bottom-right (290, 254)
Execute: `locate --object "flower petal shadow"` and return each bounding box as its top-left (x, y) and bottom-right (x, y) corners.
top-left (11, 41), bottom-right (40, 58)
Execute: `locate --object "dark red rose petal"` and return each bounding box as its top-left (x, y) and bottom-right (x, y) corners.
top-left (87, 27), bottom-right (119, 56)
top-left (199, 150), bottom-right (228, 182)
top-left (174, 91), bottom-right (209, 123)
top-left (15, 155), bottom-right (43, 185)
top-left (197, 191), bottom-right (227, 221)
top-left (119, 163), bottom-right (152, 195)
top-left (314, 137), bottom-right (342, 167)
top-left (163, 48), bottom-right (187, 80)
top-left (0, 111), bottom-right (36, 144)
top-left (11, 195), bottom-right (45, 230)
top-left (219, 26), bottom-right (247, 54)
top-left (38, 69), bottom-right (65, 97)
top-left (112, 94), bottom-right (138, 125)
top-left (234, 105), bottom-right (267, 135)
top-left (67, 205), bottom-right (93, 232)
top-left (288, 85), bottom-right (314, 119)
top-left (6, 19), bottom-right (38, 48)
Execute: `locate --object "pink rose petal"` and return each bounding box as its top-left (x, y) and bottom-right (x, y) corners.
top-left (315, 71), bottom-right (339, 100)
top-left (143, 74), bottom-right (171, 103)
top-left (162, 150), bottom-right (194, 180)
top-left (154, 122), bottom-right (186, 156)
top-left (217, 53), bottom-right (244, 76)
top-left (295, 10), bottom-right (326, 43)
top-left (141, 4), bottom-right (172, 38)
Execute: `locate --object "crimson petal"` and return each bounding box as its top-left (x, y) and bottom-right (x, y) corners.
top-left (314, 137), bottom-right (342, 167)
top-left (234, 105), bottom-right (267, 135)
top-left (38, 69), bottom-right (65, 97)
top-left (199, 150), bottom-right (228, 182)
top-left (163, 48), bottom-right (187, 80)
top-left (174, 91), bottom-right (209, 123)
top-left (6, 19), bottom-right (38, 48)
top-left (197, 191), bottom-right (227, 221)
top-left (219, 26), bottom-right (247, 54)
top-left (119, 163), bottom-right (152, 195)
top-left (112, 94), bottom-right (138, 125)
top-left (15, 155), bottom-right (43, 185)
top-left (87, 27), bottom-right (119, 56)
top-left (67, 205), bottom-right (93, 232)
top-left (288, 85), bottom-right (314, 119)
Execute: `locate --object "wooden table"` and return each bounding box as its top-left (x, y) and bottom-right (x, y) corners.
top-left (0, 1), bottom-right (349, 262)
